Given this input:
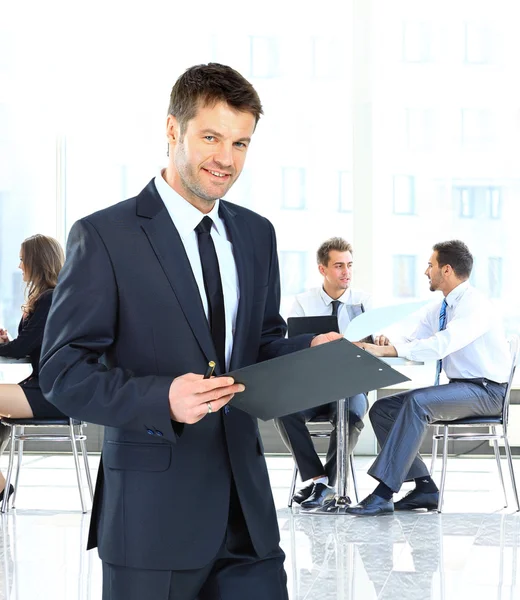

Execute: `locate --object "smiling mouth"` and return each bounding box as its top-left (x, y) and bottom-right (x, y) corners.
top-left (204, 168), bottom-right (231, 179)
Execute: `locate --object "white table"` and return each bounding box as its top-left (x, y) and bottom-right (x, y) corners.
top-left (0, 357), bottom-right (31, 383)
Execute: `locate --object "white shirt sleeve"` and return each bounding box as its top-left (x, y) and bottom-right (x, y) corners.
top-left (394, 302), bottom-right (493, 361)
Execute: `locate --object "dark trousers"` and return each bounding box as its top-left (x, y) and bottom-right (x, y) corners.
top-left (102, 483), bottom-right (288, 600)
top-left (274, 394), bottom-right (368, 485)
top-left (368, 379), bottom-right (505, 492)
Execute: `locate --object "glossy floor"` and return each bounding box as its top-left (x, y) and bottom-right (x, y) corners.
top-left (0, 454), bottom-right (519, 599)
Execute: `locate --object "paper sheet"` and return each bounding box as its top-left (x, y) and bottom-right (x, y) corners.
top-left (344, 300), bottom-right (428, 342)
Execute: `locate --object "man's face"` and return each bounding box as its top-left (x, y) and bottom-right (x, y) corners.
top-left (319, 250), bottom-right (353, 293)
top-left (425, 251), bottom-right (444, 292)
top-left (167, 101), bottom-right (255, 208)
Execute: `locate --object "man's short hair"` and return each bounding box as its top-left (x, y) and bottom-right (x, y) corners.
top-left (168, 63), bottom-right (263, 136)
top-left (316, 237), bottom-right (353, 266)
top-left (433, 240), bottom-right (473, 279)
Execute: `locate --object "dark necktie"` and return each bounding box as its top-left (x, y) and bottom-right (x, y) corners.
top-left (331, 300), bottom-right (341, 317)
top-left (434, 298), bottom-right (448, 386)
top-left (195, 216), bottom-right (226, 373)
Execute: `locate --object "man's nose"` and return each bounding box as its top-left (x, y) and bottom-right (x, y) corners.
top-left (213, 143), bottom-right (233, 168)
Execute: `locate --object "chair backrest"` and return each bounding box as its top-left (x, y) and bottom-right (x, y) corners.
top-left (502, 334), bottom-right (520, 428)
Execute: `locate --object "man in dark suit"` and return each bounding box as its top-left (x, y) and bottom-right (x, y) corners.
top-left (39, 63), bottom-right (340, 600)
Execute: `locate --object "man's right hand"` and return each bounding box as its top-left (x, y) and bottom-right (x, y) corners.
top-left (374, 335), bottom-right (391, 346)
top-left (168, 373), bottom-right (245, 424)
top-left (0, 329), bottom-right (8, 344)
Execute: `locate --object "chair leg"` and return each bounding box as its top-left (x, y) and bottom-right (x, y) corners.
top-left (79, 424), bottom-right (94, 501)
top-left (288, 464), bottom-right (298, 508)
top-left (1, 427), bottom-right (16, 513)
top-left (491, 427), bottom-right (507, 508)
top-left (430, 425), bottom-right (440, 475)
top-left (12, 427), bottom-right (25, 509)
top-left (438, 426), bottom-right (449, 513)
top-left (349, 454), bottom-right (359, 504)
top-left (69, 422), bottom-right (87, 513)
top-left (503, 434), bottom-right (520, 512)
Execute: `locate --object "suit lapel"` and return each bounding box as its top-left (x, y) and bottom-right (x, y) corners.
top-left (219, 202), bottom-right (254, 371)
top-left (137, 181), bottom-right (217, 365)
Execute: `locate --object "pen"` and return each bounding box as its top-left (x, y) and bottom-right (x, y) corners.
top-left (204, 361), bottom-right (216, 379)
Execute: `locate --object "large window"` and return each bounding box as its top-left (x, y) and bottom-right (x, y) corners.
top-left (2, 1), bottom-right (520, 345)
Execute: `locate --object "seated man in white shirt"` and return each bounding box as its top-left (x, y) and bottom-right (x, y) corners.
top-left (347, 240), bottom-right (510, 516)
top-left (274, 237), bottom-right (370, 508)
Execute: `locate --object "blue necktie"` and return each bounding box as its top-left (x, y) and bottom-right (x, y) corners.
top-left (330, 300), bottom-right (341, 317)
top-left (434, 298), bottom-right (448, 386)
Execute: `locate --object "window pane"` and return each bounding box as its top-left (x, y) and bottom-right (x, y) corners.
top-left (393, 256), bottom-right (416, 298)
top-left (250, 36), bottom-right (278, 78)
top-left (280, 251), bottom-right (307, 295)
top-left (465, 23), bottom-right (492, 64)
top-left (489, 257), bottom-right (502, 298)
top-left (402, 22), bottom-right (432, 63)
top-left (338, 171), bottom-right (352, 212)
top-left (282, 168), bottom-right (306, 210)
top-left (393, 176), bottom-right (415, 215)
top-left (487, 188), bottom-right (502, 219)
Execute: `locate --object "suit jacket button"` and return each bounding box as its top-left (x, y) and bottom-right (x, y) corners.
top-left (156, 430), bottom-right (163, 436)
top-left (146, 429), bottom-right (154, 435)
top-left (224, 406), bottom-right (230, 415)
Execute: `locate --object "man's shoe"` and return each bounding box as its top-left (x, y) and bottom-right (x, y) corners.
top-left (300, 483), bottom-right (336, 509)
top-left (346, 493), bottom-right (394, 516)
top-left (292, 482), bottom-right (315, 505)
top-left (394, 489), bottom-right (439, 511)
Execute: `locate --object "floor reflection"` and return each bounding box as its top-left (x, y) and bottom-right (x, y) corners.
top-left (0, 455), bottom-right (519, 599)
top-left (280, 510), bottom-right (520, 599)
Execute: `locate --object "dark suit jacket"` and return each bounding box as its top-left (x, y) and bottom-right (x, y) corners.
top-left (40, 180), bottom-right (313, 571)
top-left (0, 289), bottom-right (54, 388)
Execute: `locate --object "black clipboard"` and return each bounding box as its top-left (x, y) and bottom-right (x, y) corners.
top-left (228, 338), bottom-right (409, 421)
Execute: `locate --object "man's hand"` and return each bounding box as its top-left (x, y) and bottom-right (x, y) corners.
top-left (353, 341), bottom-right (397, 357)
top-left (169, 373), bottom-right (245, 424)
top-left (0, 329), bottom-right (9, 344)
top-left (374, 335), bottom-right (391, 346)
top-left (310, 332), bottom-right (343, 347)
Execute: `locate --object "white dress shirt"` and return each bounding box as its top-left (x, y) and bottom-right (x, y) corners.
top-left (154, 171), bottom-right (239, 370)
top-left (290, 286), bottom-right (372, 336)
top-left (393, 281), bottom-right (510, 383)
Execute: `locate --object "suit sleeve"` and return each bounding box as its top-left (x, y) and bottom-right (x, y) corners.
top-left (39, 219), bottom-right (177, 443)
top-left (0, 293), bottom-right (52, 359)
top-left (257, 221), bottom-right (314, 361)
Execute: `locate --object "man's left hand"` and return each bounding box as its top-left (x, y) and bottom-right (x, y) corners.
top-left (353, 341), bottom-right (398, 357)
top-left (310, 332), bottom-right (343, 347)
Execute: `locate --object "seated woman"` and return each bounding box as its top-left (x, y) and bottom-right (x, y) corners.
top-left (0, 234), bottom-right (67, 501)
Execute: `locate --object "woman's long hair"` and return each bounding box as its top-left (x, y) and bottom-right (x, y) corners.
top-left (21, 234), bottom-right (64, 315)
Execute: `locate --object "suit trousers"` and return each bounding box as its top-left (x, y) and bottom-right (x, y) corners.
top-left (102, 481), bottom-right (288, 600)
top-left (368, 379), bottom-right (505, 492)
top-left (274, 394), bottom-right (368, 485)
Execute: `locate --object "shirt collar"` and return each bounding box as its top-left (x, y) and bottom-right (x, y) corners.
top-left (319, 286), bottom-right (352, 306)
top-left (444, 280), bottom-right (470, 308)
top-left (154, 170), bottom-right (226, 240)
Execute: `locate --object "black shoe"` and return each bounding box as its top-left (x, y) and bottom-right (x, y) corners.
top-left (0, 484), bottom-right (14, 503)
top-left (300, 483), bottom-right (336, 509)
top-left (292, 482), bottom-right (316, 504)
top-left (394, 489), bottom-right (439, 511)
top-left (346, 493), bottom-right (394, 516)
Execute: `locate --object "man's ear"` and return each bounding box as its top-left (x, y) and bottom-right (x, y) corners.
top-left (318, 263), bottom-right (326, 277)
top-left (166, 114), bottom-right (180, 145)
